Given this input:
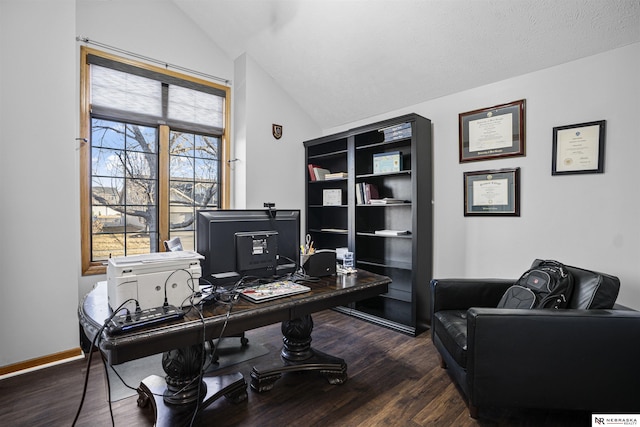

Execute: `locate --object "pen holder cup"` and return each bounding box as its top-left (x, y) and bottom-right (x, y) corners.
top-left (302, 251), bottom-right (337, 277)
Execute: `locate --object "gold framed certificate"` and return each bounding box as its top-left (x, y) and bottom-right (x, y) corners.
top-left (459, 99), bottom-right (526, 163)
top-left (464, 168), bottom-right (520, 216)
top-left (552, 120), bottom-right (605, 175)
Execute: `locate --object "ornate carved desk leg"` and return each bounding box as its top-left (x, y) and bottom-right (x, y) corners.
top-left (162, 345), bottom-right (208, 405)
top-left (136, 344), bottom-right (247, 427)
top-left (250, 314), bottom-right (347, 392)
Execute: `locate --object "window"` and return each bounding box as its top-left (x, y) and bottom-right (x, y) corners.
top-left (80, 47), bottom-right (230, 275)
top-left (168, 130), bottom-right (220, 250)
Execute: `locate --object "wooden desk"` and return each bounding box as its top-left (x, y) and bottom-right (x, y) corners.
top-left (78, 270), bottom-right (390, 426)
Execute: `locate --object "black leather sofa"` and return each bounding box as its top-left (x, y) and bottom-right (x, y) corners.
top-left (430, 260), bottom-right (640, 418)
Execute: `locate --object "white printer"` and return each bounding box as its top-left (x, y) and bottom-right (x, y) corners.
top-left (107, 251), bottom-right (203, 312)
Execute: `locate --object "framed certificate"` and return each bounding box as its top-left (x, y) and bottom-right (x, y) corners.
top-left (464, 168), bottom-right (520, 216)
top-left (373, 151), bottom-right (402, 174)
top-left (323, 189), bottom-right (342, 206)
top-left (459, 99), bottom-right (526, 163)
top-left (552, 120), bottom-right (605, 175)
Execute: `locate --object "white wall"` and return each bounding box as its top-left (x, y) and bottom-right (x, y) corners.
top-left (0, 0), bottom-right (78, 366)
top-left (326, 42), bottom-right (640, 309)
top-left (76, 0), bottom-right (233, 86)
top-left (233, 53), bottom-right (321, 213)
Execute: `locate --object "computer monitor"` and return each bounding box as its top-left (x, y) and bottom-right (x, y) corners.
top-left (196, 209), bottom-right (301, 285)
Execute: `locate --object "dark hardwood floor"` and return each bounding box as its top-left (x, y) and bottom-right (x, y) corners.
top-left (0, 309), bottom-right (591, 426)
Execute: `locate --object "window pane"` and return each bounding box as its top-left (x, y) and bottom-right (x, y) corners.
top-left (93, 210), bottom-right (124, 233)
top-left (170, 132), bottom-right (194, 157)
top-left (169, 207), bottom-right (195, 231)
top-left (126, 151), bottom-right (157, 179)
top-left (126, 232), bottom-right (154, 256)
top-left (194, 182), bottom-right (217, 206)
top-left (125, 178), bottom-right (157, 205)
top-left (170, 180), bottom-right (194, 204)
top-left (127, 125), bottom-right (158, 153)
top-left (170, 156), bottom-right (195, 179)
top-left (194, 158), bottom-right (217, 181)
top-left (92, 148), bottom-right (124, 178)
top-left (92, 233), bottom-right (125, 261)
top-left (92, 177), bottom-right (124, 205)
top-left (168, 85), bottom-right (224, 128)
top-left (91, 118), bottom-right (159, 260)
top-left (91, 65), bottom-right (162, 117)
top-left (125, 205), bottom-right (157, 232)
top-left (194, 134), bottom-right (219, 160)
top-left (92, 119), bottom-right (125, 149)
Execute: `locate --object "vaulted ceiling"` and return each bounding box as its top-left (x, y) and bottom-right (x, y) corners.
top-left (173, 0), bottom-right (640, 129)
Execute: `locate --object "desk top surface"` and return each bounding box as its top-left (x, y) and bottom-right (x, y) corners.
top-left (79, 270), bottom-right (390, 364)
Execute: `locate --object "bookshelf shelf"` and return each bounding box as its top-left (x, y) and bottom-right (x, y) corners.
top-left (356, 170), bottom-right (412, 179)
top-left (304, 113), bottom-right (433, 336)
top-left (308, 149), bottom-right (348, 160)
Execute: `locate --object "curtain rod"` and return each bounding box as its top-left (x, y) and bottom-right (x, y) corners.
top-left (76, 36), bottom-right (231, 86)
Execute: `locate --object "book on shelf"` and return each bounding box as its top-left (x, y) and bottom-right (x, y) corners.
top-left (356, 182), bottom-right (379, 205)
top-left (379, 122), bottom-right (412, 142)
top-left (308, 164), bottom-right (330, 181)
top-left (324, 172), bottom-right (348, 180)
top-left (379, 122), bottom-right (411, 133)
top-left (374, 229), bottom-right (411, 236)
top-left (368, 198), bottom-right (408, 205)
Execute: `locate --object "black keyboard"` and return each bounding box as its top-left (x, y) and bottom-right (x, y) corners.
top-left (106, 305), bottom-right (185, 335)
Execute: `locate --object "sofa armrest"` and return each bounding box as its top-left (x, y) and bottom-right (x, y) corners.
top-left (465, 307), bottom-right (640, 411)
top-left (430, 278), bottom-right (514, 313)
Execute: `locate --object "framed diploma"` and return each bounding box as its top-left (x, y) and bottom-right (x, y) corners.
top-left (459, 99), bottom-right (526, 163)
top-left (464, 168), bottom-right (520, 216)
top-left (552, 120), bottom-right (605, 175)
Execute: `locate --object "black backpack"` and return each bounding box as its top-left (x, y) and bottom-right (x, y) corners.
top-left (497, 260), bottom-right (574, 309)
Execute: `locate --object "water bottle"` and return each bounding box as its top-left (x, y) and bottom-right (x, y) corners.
top-left (343, 251), bottom-right (354, 269)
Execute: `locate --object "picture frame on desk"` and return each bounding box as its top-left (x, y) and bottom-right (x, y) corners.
top-left (552, 120), bottom-right (605, 175)
top-left (464, 168), bottom-right (520, 216)
top-left (459, 99), bottom-right (526, 163)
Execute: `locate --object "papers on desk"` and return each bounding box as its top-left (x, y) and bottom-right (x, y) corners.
top-left (239, 281), bottom-right (311, 303)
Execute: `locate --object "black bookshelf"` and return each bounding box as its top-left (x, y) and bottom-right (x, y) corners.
top-left (303, 114), bottom-right (433, 335)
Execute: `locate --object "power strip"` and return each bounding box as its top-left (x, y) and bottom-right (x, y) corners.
top-left (106, 305), bottom-right (185, 335)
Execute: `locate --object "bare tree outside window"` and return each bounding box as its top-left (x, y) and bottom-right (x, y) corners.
top-left (91, 119), bottom-right (158, 260)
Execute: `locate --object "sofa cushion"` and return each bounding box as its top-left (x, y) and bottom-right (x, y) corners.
top-left (433, 310), bottom-right (468, 368)
top-left (566, 264), bottom-right (620, 309)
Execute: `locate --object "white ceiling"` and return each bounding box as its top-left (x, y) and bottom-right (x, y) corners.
top-left (173, 0), bottom-right (640, 129)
